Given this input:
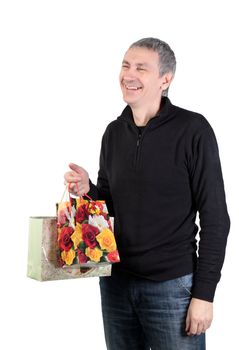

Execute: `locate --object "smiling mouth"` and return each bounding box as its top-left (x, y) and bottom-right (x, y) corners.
top-left (124, 84), bottom-right (142, 91)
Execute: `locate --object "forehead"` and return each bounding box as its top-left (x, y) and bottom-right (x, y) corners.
top-left (122, 47), bottom-right (159, 67)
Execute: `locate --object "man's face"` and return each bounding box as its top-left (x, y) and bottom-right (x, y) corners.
top-left (119, 47), bottom-right (168, 109)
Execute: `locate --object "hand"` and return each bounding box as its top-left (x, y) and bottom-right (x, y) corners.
top-left (186, 298), bottom-right (213, 336)
top-left (64, 163), bottom-right (90, 196)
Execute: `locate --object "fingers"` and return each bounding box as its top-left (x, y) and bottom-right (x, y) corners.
top-left (66, 182), bottom-right (82, 196)
top-left (68, 183), bottom-right (79, 194)
top-left (186, 320), bottom-right (205, 336)
top-left (65, 181), bottom-right (90, 197)
top-left (185, 315), bottom-right (190, 334)
top-left (69, 163), bottom-right (83, 175)
top-left (185, 316), bottom-right (211, 336)
top-left (64, 171), bottom-right (81, 183)
top-left (77, 183), bottom-right (89, 196)
top-left (65, 163), bottom-right (89, 182)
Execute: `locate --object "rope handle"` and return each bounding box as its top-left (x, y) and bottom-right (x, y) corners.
top-left (74, 182), bottom-right (92, 201)
top-left (60, 182), bottom-right (92, 203)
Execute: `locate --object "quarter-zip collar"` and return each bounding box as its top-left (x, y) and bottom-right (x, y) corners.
top-left (117, 96), bottom-right (177, 129)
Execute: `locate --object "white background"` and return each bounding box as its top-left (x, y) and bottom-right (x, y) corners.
top-left (0, 0), bottom-right (238, 349)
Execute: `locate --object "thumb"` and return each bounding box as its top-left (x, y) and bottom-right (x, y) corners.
top-left (69, 163), bottom-right (83, 175)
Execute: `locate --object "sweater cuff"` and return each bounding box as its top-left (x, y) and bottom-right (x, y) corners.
top-left (86, 180), bottom-right (99, 200)
top-left (192, 279), bottom-right (217, 302)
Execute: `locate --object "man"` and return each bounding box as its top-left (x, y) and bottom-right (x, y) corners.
top-left (64, 37), bottom-right (230, 349)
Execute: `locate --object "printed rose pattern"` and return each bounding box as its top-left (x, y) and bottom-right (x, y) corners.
top-left (57, 198), bottom-right (120, 266)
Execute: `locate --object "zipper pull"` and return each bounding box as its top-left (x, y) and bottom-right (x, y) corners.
top-left (137, 131), bottom-right (142, 146)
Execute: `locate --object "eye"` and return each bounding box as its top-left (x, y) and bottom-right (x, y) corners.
top-left (122, 64), bottom-right (129, 69)
top-left (137, 67), bottom-right (146, 71)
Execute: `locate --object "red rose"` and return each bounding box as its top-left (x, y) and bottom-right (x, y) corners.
top-left (77, 250), bottom-right (88, 264)
top-left (82, 224), bottom-right (99, 248)
top-left (58, 227), bottom-right (74, 251)
top-left (107, 250), bottom-right (120, 263)
top-left (76, 204), bottom-right (89, 223)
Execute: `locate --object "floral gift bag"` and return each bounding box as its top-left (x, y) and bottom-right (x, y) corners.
top-left (57, 187), bottom-right (120, 268)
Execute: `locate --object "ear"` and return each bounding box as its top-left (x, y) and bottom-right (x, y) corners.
top-left (161, 72), bottom-right (174, 92)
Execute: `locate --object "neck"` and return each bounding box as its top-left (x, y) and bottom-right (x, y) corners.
top-left (131, 98), bottom-right (162, 126)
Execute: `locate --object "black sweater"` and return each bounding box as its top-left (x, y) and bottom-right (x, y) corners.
top-left (89, 97), bottom-right (230, 302)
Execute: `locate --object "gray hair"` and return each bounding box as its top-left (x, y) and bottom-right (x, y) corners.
top-left (129, 37), bottom-right (176, 96)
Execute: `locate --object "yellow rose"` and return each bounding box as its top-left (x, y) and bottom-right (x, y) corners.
top-left (85, 247), bottom-right (103, 263)
top-left (61, 249), bottom-right (76, 265)
top-left (88, 205), bottom-right (100, 215)
top-left (96, 228), bottom-right (116, 252)
top-left (71, 223), bottom-right (83, 249)
top-left (76, 198), bottom-right (88, 208)
top-left (88, 201), bottom-right (104, 215)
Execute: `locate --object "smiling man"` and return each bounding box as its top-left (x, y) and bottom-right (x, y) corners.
top-left (64, 37), bottom-right (230, 350)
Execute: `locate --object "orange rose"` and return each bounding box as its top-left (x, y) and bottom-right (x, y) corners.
top-left (85, 247), bottom-right (103, 263)
top-left (96, 228), bottom-right (116, 252)
top-left (61, 248), bottom-right (76, 265)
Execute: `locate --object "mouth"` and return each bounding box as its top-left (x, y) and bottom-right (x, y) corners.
top-left (123, 83), bottom-right (143, 91)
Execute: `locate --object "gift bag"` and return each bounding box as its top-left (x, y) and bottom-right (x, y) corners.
top-left (27, 216), bottom-right (112, 281)
top-left (57, 186), bottom-right (120, 268)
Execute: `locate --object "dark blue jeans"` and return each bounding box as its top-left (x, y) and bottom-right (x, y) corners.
top-left (100, 270), bottom-right (205, 350)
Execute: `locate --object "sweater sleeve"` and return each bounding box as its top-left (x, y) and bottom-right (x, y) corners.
top-left (87, 128), bottom-right (115, 217)
top-left (189, 125), bottom-right (230, 302)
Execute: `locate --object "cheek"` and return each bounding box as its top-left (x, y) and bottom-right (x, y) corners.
top-left (148, 79), bottom-right (162, 94)
top-left (119, 70), bottom-right (124, 83)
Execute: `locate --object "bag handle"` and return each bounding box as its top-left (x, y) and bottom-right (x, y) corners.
top-left (74, 182), bottom-right (92, 201)
top-left (60, 183), bottom-right (93, 203)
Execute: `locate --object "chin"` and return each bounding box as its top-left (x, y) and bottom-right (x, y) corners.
top-left (123, 95), bottom-right (138, 106)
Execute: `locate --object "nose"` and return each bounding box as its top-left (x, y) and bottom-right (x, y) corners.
top-left (120, 65), bottom-right (139, 80)
top-left (121, 70), bottom-right (139, 83)
top-left (123, 77), bottom-right (138, 84)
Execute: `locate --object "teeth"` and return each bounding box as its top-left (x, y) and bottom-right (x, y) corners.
top-left (125, 85), bottom-right (141, 90)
